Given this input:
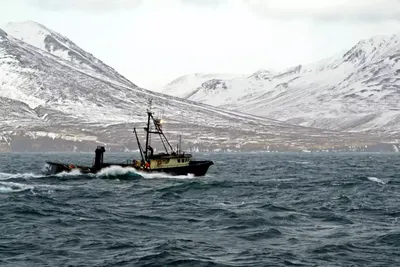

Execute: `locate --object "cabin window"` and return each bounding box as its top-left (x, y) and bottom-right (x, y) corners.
top-left (178, 159), bottom-right (181, 163)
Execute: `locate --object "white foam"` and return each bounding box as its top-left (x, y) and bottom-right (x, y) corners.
top-left (53, 168), bottom-right (89, 178)
top-left (139, 171), bottom-right (196, 180)
top-left (1, 164), bottom-right (200, 185)
top-left (96, 165), bottom-right (197, 180)
top-left (95, 165), bottom-right (138, 177)
top-left (0, 171), bottom-right (44, 180)
top-left (367, 176), bottom-right (386, 184)
top-left (0, 181), bottom-right (33, 193)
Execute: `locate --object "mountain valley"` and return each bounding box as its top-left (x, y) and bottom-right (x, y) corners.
top-left (0, 21), bottom-right (397, 152)
top-left (162, 35), bottom-right (400, 139)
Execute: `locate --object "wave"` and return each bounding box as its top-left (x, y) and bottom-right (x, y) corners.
top-left (367, 176), bottom-right (386, 185)
top-left (0, 180), bottom-right (70, 194)
top-left (53, 165), bottom-right (198, 180)
top-left (0, 164), bottom-right (199, 183)
top-left (0, 181), bottom-right (33, 194)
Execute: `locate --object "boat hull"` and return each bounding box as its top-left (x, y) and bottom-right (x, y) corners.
top-left (44, 160), bottom-right (213, 177)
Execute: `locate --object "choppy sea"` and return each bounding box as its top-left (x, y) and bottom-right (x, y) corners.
top-left (0, 152), bottom-right (399, 266)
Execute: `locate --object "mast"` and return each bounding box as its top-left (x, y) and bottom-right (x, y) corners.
top-left (179, 134), bottom-right (182, 154)
top-left (139, 99), bottom-right (184, 157)
top-left (149, 113), bottom-right (175, 153)
top-left (133, 128), bottom-right (145, 163)
top-left (144, 99), bottom-right (152, 161)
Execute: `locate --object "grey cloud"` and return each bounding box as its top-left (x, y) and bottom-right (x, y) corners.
top-left (29, 0), bottom-right (228, 12)
top-left (243, 0), bottom-right (400, 22)
top-left (29, 0), bottom-right (143, 12)
top-left (178, 0), bottom-right (229, 7)
top-left (27, 0), bottom-right (400, 22)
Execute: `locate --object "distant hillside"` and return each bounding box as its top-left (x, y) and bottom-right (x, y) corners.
top-left (162, 34), bottom-right (400, 137)
top-left (1, 21), bottom-right (387, 152)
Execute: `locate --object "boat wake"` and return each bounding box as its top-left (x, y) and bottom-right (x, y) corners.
top-left (48, 165), bottom-right (198, 180)
top-left (0, 165), bottom-right (198, 194)
top-left (3, 164), bottom-right (198, 182)
top-left (0, 171), bottom-right (43, 180)
top-left (0, 181), bottom-right (34, 193)
top-left (95, 165), bottom-right (197, 180)
top-left (0, 178), bottom-right (70, 194)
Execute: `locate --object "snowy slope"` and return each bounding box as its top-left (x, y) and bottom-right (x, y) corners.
top-left (0, 22), bottom-right (393, 152)
top-left (3, 21), bottom-right (136, 89)
top-left (163, 73), bottom-right (248, 99)
top-left (162, 34), bottom-right (400, 136)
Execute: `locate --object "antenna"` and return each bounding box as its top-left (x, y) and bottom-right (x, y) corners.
top-left (147, 98), bottom-right (153, 113)
top-left (179, 134), bottom-right (182, 154)
top-left (161, 102), bottom-right (165, 120)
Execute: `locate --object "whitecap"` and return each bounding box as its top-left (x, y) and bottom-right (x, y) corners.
top-left (367, 177), bottom-right (386, 185)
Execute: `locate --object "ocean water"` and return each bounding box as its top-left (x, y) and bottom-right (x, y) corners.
top-left (0, 152), bottom-right (399, 267)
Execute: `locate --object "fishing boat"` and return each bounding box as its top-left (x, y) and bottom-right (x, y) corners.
top-left (44, 102), bottom-right (214, 176)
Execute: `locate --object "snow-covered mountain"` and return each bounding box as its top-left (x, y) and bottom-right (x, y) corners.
top-left (162, 34), bottom-right (400, 136)
top-left (3, 21), bottom-right (135, 89)
top-left (0, 21), bottom-right (395, 152)
top-left (163, 73), bottom-right (248, 99)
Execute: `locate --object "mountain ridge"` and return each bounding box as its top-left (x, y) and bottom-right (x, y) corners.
top-left (0, 21), bottom-right (396, 152)
top-left (161, 32), bottom-right (400, 137)
top-left (3, 21), bottom-right (137, 90)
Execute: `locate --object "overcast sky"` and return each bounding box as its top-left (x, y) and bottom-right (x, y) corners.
top-left (1, 0), bottom-right (400, 89)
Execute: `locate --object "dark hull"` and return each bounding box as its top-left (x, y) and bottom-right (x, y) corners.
top-left (44, 160), bottom-right (213, 177)
top-left (150, 161), bottom-right (213, 176)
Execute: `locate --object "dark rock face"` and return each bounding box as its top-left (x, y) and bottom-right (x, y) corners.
top-left (201, 79), bottom-right (228, 91)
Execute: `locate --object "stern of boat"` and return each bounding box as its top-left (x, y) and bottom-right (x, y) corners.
top-left (43, 162), bottom-right (70, 175)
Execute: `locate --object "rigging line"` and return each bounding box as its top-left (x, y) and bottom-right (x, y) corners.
top-left (152, 118), bottom-right (169, 153)
top-left (150, 113), bottom-right (175, 152)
